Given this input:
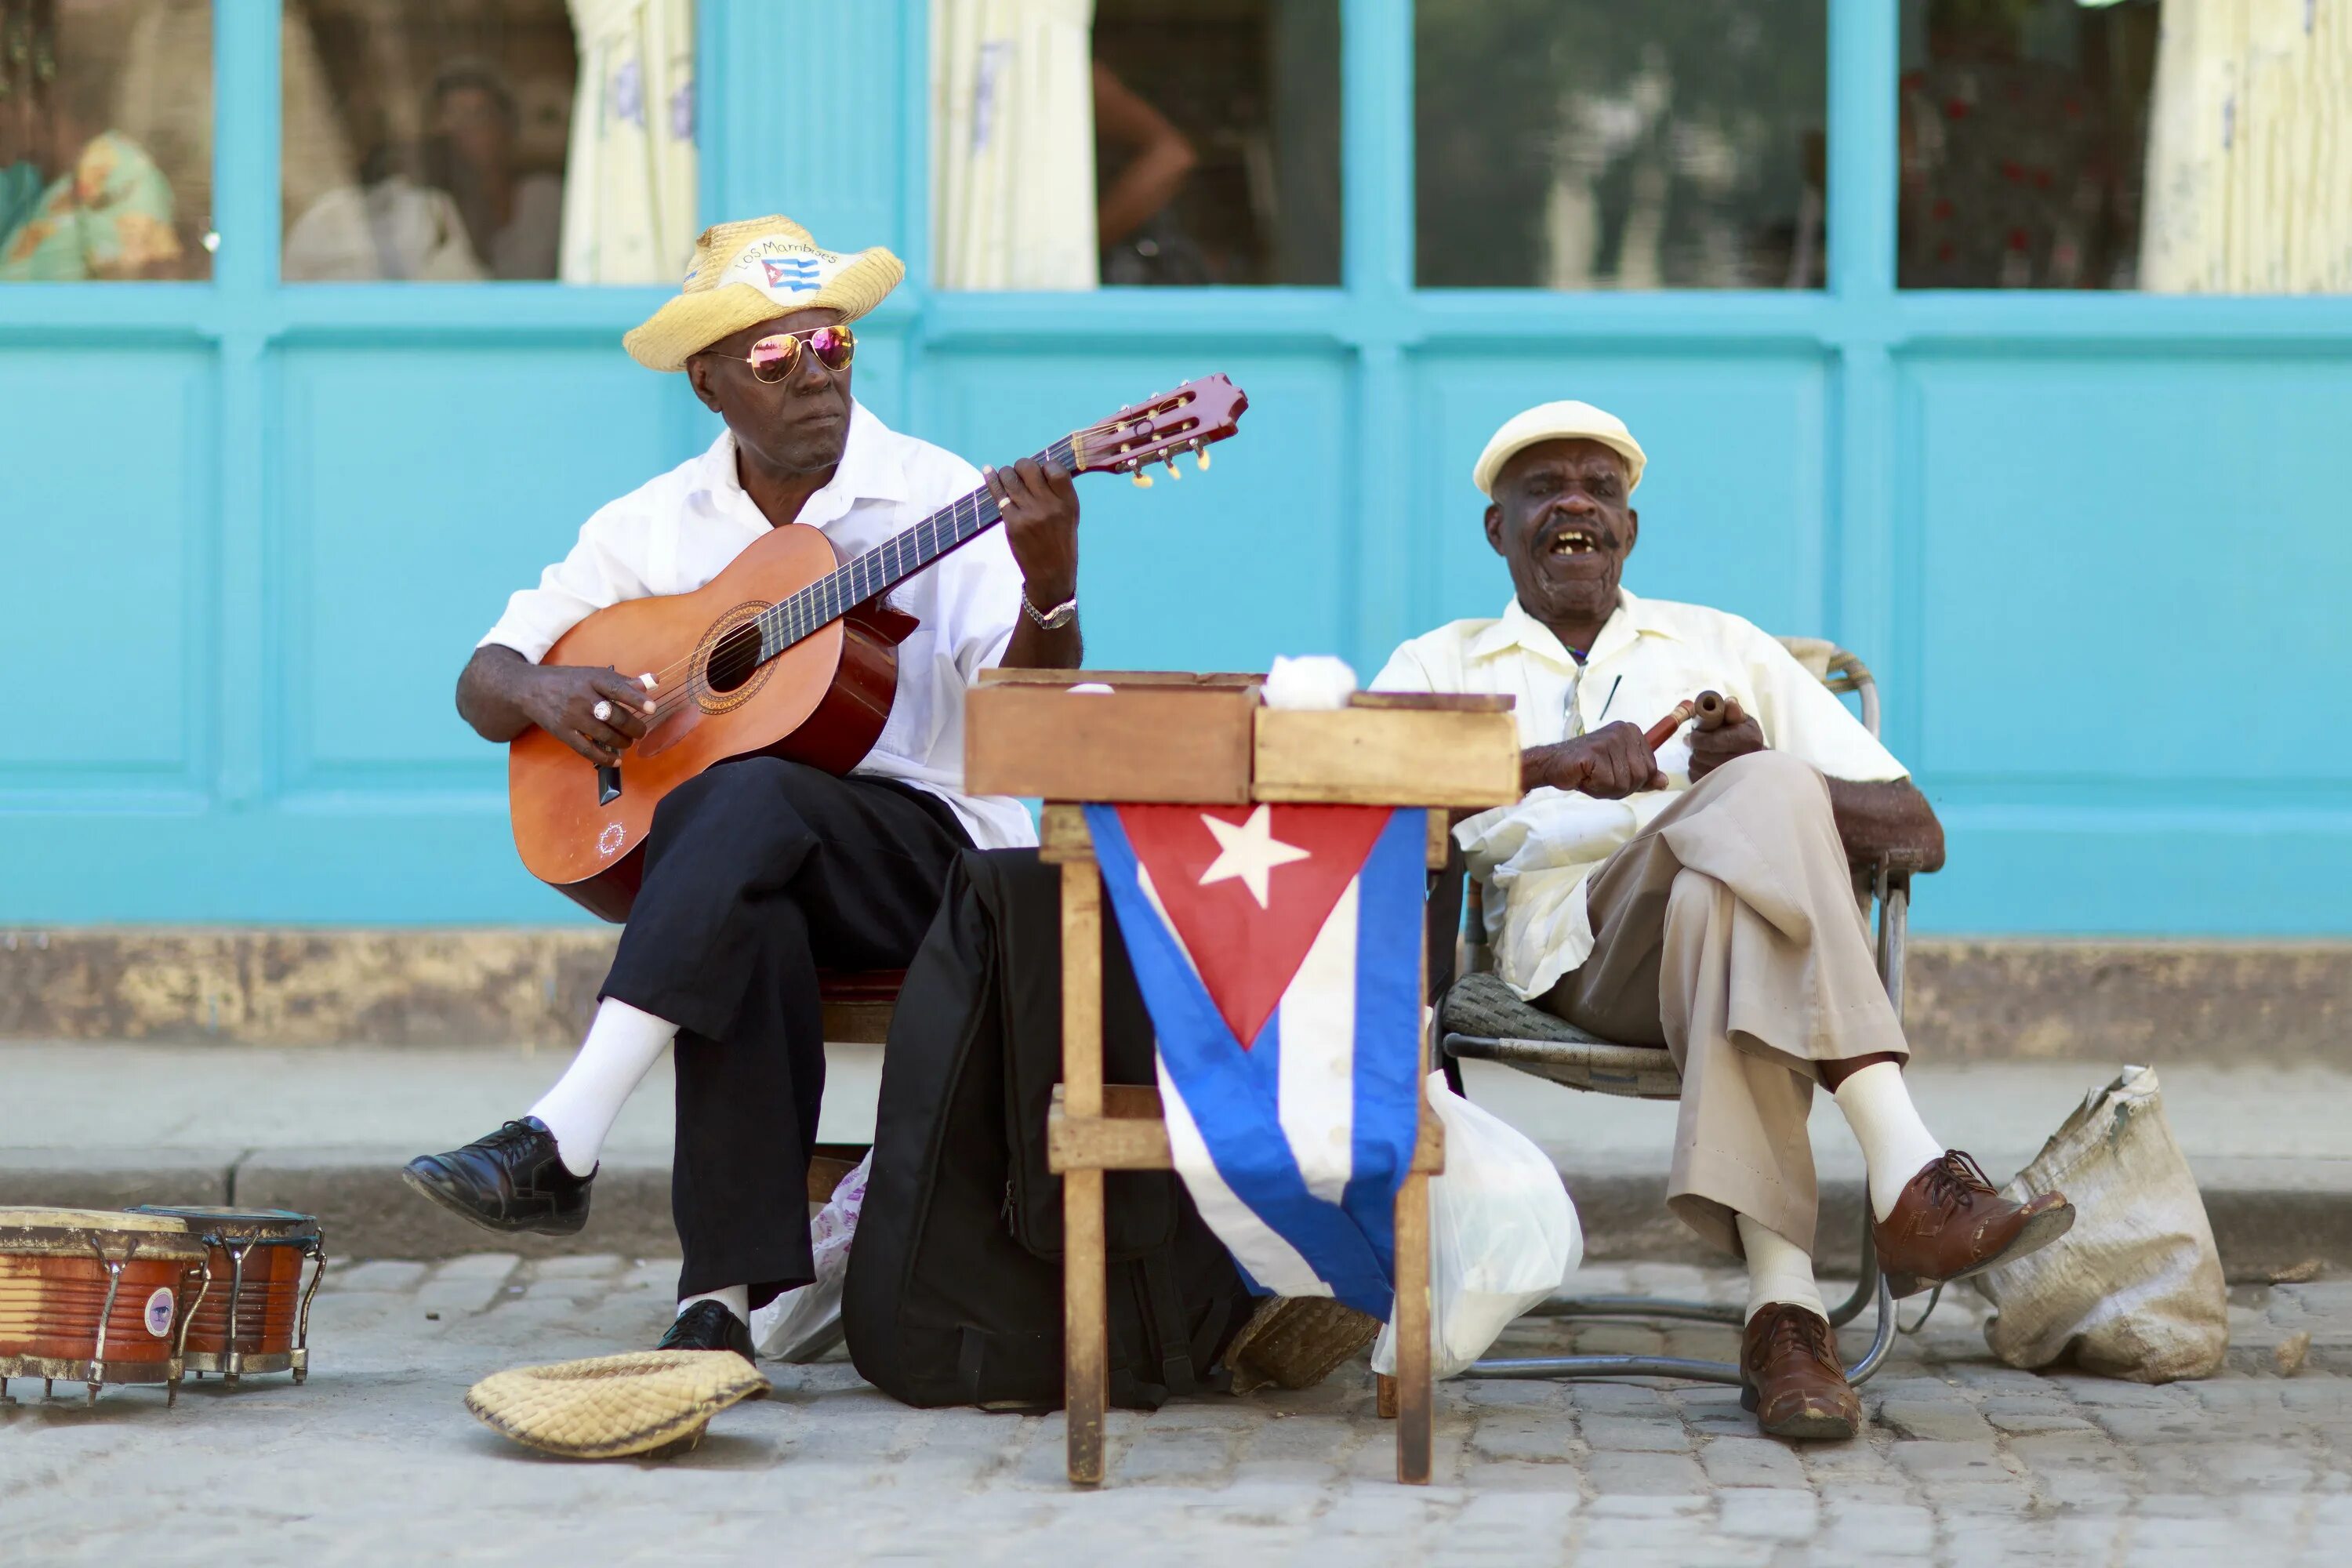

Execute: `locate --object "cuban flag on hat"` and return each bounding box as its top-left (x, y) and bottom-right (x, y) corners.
top-left (1083, 802), bottom-right (1427, 1319)
top-left (722, 238), bottom-right (849, 305)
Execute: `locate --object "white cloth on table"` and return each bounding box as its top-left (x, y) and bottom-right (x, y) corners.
top-left (478, 400), bottom-right (1036, 850)
top-left (1370, 590), bottom-right (1907, 999)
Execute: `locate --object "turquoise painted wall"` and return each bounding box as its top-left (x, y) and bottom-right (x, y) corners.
top-left (3, 1), bottom-right (2347, 932)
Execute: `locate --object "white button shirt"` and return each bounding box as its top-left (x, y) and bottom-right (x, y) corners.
top-left (1372, 590), bottom-right (1907, 997)
top-left (479, 401), bottom-right (1036, 850)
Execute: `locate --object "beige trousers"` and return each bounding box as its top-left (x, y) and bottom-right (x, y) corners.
top-left (1541, 750), bottom-right (1907, 1256)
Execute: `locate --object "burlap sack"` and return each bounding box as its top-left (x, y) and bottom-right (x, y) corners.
top-left (1973, 1065), bottom-right (2228, 1382)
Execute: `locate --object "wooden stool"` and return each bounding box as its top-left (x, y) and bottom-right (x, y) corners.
top-left (967, 671), bottom-right (1521, 1486)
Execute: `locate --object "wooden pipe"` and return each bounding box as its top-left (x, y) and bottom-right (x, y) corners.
top-left (1642, 691), bottom-right (1737, 749)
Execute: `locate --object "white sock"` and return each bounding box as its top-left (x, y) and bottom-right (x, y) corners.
top-left (1738, 1214), bottom-right (1828, 1323)
top-left (1831, 1060), bottom-right (1947, 1221)
top-left (678, 1284), bottom-right (750, 1324)
top-left (527, 998), bottom-right (677, 1178)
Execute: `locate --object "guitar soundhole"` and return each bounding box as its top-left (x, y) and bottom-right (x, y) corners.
top-left (705, 623), bottom-right (764, 694)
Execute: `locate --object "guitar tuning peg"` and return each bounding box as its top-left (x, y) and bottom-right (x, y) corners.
top-left (1192, 441), bottom-right (1211, 472)
top-left (1131, 467), bottom-right (1153, 489)
top-left (1164, 456), bottom-right (1181, 481)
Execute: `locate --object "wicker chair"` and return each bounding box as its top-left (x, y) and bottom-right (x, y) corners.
top-left (1437, 638), bottom-right (1920, 1392)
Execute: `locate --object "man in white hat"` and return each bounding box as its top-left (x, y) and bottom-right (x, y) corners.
top-left (1374, 402), bottom-right (2074, 1442)
top-left (404, 217), bottom-right (1087, 1359)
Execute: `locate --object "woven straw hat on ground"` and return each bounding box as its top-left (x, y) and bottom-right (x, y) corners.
top-left (465, 1350), bottom-right (768, 1460)
top-left (1224, 1296), bottom-right (1382, 1395)
top-left (623, 215), bottom-right (904, 372)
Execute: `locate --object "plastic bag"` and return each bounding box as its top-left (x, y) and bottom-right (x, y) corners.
top-left (1973, 1065), bottom-right (2228, 1382)
top-left (1373, 1073), bottom-right (1581, 1379)
top-left (750, 1149), bottom-right (869, 1362)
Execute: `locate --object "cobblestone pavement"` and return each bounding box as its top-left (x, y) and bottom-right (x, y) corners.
top-left (5, 1256), bottom-right (2350, 1566)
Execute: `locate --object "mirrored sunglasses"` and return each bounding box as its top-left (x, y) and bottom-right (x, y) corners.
top-left (742, 325), bottom-right (857, 383)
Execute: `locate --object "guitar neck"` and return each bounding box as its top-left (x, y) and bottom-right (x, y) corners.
top-left (754, 434), bottom-right (1079, 659)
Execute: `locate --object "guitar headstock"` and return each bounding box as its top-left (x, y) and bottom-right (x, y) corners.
top-left (1069, 374), bottom-right (1249, 488)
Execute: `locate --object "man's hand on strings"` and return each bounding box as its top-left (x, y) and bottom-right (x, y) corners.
top-left (987, 458), bottom-right (1081, 608)
top-left (522, 665), bottom-right (658, 766)
top-left (1687, 698), bottom-right (1767, 782)
top-left (1521, 720), bottom-right (1668, 800)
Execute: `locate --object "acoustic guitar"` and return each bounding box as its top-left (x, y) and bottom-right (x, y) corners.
top-left (508, 374), bottom-right (1250, 920)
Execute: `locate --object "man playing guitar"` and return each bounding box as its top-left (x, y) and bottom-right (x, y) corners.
top-left (404, 215), bottom-right (1083, 1357)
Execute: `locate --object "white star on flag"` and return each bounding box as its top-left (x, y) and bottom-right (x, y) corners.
top-left (1197, 805), bottom-right (1312, 909)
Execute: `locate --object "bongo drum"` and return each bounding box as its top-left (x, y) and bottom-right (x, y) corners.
top-left (0, 1207), bottom-right (209, 1406)
top-left (127, 1207), bottom-right (325, 1386)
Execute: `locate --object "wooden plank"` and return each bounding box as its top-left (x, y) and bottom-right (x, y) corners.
top-left (1065, 1167), bottom-right (1109, 1485)
top-left (1253, 709), bottom-right (1521, 808)
top-left (1038, 804), bottom-right (1092, 864)
top-left (1061, 864), bottom-right (1103, 1122)
top-left (967, 684), bottom-right (1254, 803)
top-left (978, 667), bottom-right (1263, 689)
top-left (1392, 1171), bottom-right (1433, 1485)
top-left (1425, 808), bottom-right (1450, 871)
top-left (1348, 691), bottom-right (1515, 713)
top-left (1059, 857), bottom-right (1109, 1486)
top-left (1375, 1373), bottom-right (1398, 1420)
top-left (1048, 1102), bottom-right (1175, 1172)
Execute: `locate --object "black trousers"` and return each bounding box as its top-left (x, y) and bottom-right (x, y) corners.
top-left (601, 756), bottom-right (972, 1309)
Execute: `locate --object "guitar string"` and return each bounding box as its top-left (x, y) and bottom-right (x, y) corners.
top-left (619, 433), bottom-right (1094, 731)
top-left (617, 432), bottom-right (1084, 720)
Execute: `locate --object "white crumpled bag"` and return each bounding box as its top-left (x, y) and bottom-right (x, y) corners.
top-left (1374, 1073), bottom-right (1581, 1380)
top-left (1973, 1065), bottom-right (2228, 1382)
top-left (750, 1149), bottom-right (869, 1361)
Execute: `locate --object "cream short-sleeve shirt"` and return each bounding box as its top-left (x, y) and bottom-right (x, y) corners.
top-left (1372, 590), bottom-right (1907, 996)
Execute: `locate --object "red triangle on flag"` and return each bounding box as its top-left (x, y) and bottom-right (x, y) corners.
top-left (1114, 803), bottom-right (1395, 1047)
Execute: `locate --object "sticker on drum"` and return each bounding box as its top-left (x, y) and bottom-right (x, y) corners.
top-left (144, 1287), bottom-right (175, 1338)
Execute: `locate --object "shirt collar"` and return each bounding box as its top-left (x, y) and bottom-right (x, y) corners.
top-left (1468, 587), bottom-right (1679, 667)
top-left (697, 398), bottom-right (909, 528)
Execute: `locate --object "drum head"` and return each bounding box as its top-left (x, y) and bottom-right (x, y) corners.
top-left (127, 1205), bottom-right (321, 1244)
top-left (0, 1207), bottom-right (209, 1261)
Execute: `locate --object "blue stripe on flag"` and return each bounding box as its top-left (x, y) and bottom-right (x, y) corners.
top-left (1083, 805), bottom-right (1397, 1317)
top-left (1335, 808), bottom-right (1429, 1276)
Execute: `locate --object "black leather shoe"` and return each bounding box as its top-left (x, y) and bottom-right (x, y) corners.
top-left (401, 1117), bottom-right (593, 1236)
top-left (657, 1300), bottom-right (757, 1359)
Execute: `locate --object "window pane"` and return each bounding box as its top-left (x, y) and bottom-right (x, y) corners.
top-left (283, 1), bottom-right (581, 282)
top-left (1416, 0), bottom-right (1828, 289)
top-left (2, 0), bottom-right (213, 282)
top-left (1899, 0), bottom-right (2160, 289)
top-left (932, 0), bottom-right (1342, 289)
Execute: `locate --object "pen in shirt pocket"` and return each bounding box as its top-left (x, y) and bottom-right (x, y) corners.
top-left (1594, 675), bottom-right (1622, 725)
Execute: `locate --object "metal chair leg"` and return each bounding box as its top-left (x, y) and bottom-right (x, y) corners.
top-left (1462, 1219), bottom-right (1896, 1389)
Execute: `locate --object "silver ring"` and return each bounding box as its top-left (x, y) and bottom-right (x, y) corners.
top-left (592, 700), bottom-right (613, 724)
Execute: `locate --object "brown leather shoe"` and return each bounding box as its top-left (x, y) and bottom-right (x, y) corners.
top-left (1873, 1150), bottom-right (2074, 1298)
top-left (1740, 1303), bottom-right (1860, 1441)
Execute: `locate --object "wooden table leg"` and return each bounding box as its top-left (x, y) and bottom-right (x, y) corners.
top-left (1061, 858), bottom-right (1109, 1486)
top-left (1392, 1171), bottom-right (1432, 1485)
top-left (1065, 1167), bottom-right (1108, 1485)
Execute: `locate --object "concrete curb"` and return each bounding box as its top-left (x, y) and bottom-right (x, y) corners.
top-left (6, 1149), bottom-right (2343, 1284)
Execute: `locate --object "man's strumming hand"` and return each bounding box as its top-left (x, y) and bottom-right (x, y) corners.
top-left (513, 663), bottom-right (657, 765)
top-left (1688, 697), bottom-right (1767, 781)
top-left (1521, 720), bottom-right (1668, 800)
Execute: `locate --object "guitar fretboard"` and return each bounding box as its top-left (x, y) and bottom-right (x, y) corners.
top-left (751, 434), bottom-right (1080, 661)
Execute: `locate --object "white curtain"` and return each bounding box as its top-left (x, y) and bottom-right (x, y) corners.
top-left (931, 0), bottom-right (1098, 290)
top-left (2142, 0), bottom-right (2352, 292)
top-left (561, 0), bottom-right (700, 285)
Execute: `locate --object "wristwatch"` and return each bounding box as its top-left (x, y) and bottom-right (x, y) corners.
top-left (1022, 586), bottom-right (1079, 630)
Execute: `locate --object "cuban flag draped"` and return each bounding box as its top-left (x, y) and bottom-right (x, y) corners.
top-left (1083, 802), bottom-right (1427, 1319)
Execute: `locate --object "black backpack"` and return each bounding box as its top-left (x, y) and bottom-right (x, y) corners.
top-left (843, 848), bottom-right (1254, 1411)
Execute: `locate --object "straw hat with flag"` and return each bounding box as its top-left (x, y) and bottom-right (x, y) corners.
top-left (622, 215), bottom-right (904, 373)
